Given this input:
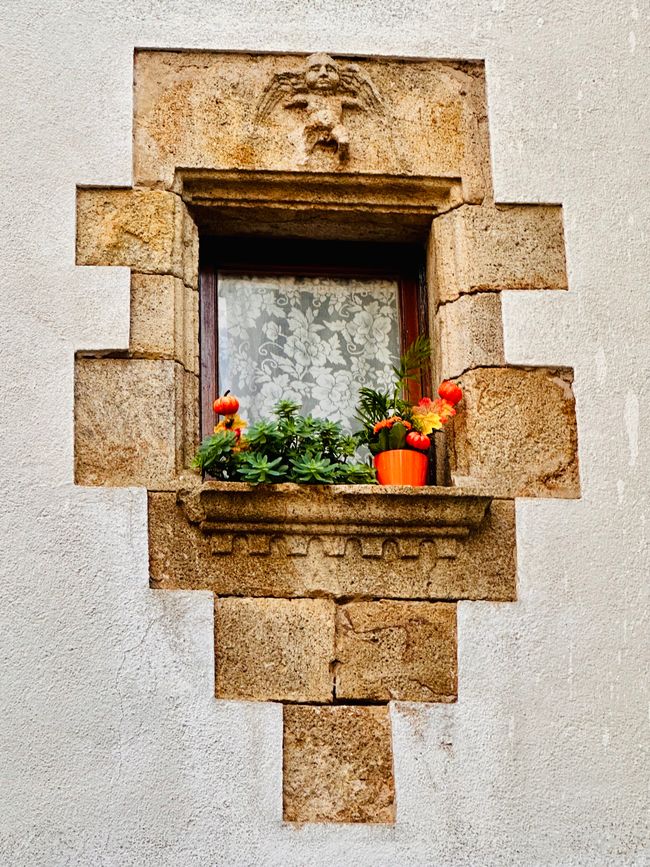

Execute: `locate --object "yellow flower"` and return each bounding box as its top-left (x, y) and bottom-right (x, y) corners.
top-left (412, 398), bottom-right (455, 435)
top-left (214, 413), bottom-right (248, 434)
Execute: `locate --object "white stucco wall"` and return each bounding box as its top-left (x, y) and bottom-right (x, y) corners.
top-left (1, 1), bottom-right (648, 864)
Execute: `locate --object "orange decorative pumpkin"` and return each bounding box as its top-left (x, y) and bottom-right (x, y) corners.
top-left (406, 431), bottom-right (431, 451)
top-left (213, 392), bottom-right (240, 415)
top-left (437, 380), bottom-right (463, 406)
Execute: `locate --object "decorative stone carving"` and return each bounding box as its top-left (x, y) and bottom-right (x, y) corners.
top-left (256, 52), bottom-right (383, 162)
top-left (170, 482), bottom-right (502, 600)
top-left (183, 481), bottom-right (490, 555)
top-left (150, 490), bottom-right (517, 602)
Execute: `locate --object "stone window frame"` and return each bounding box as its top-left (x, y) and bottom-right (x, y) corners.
top-left (74, 49), bottom-right (580, 824)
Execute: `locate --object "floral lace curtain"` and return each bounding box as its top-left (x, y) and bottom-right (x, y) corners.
top-left (217, 273), bottom-right (401, 431)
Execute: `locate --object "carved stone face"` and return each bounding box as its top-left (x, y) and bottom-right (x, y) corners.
top-left (305, 53), bottom-right (340, 92)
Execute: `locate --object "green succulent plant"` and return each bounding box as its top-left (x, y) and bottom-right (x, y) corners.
top-left (192, 400), bottom-right (377, 486)
top-left (236, 453), bottom-right (288, 484)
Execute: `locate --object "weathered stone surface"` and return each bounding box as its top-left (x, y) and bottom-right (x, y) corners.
top-left (431, 204), bottom-right (567, 303)
top-left (75, 358), bottom-right (186, 487)
top-left (335, 601), bottom-right (457, 702)
top-left (214, 597), bottom-right (335, 702)
top-left (283, 705), bottom-right (394, 823)
top-left (449, 367), bottom-right (580, 498)
top-left (182, 207), bottom-right (199, 289)
top-left (134, 50), bottom-right (490, 203)
top-left (434, 292), bottom-right (505, 380)
top-left (148, 489), bottom-right (516, 602)
top-left (181, 370), bottom-right (200, 468)
top-left (183, 170), bottom-right (462, 243)
top-left (76, 188), bottom-right (190, 278)
top-left (130, 274), bottom-right (197, 371)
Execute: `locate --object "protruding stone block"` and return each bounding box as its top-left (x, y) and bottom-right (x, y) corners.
top-left (76, 188), bottom-right (192, 279)
top-left (148, 490), bottom-right (516, 602)
top-left (215, 597), bottom-right (335, 702)
top-left (283, 705), bottom-right (395, 824)
top-left (450, 367), bottom-right (580, 498)
top-left (130, 274), bottom-right (197, 372)
top-left (434, 292), bottom-right (505, 380)
top-left (75, 358), bottom-right (186, 487)
top-left (431, 204), bottom-right (567, 303)
top-left (336, 601), bottom-right (457, 702)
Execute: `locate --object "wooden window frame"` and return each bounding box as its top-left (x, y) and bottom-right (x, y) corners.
top-left (199, 236), bottom-right (430, 439)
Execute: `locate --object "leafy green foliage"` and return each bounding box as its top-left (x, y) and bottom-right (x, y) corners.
top-left (193, 400), bottom-right (376, 486)
top-left (236, 453), bottom-right (288, 484)
top-left (191, 430), bottom-right (238, 476)
top-left (290, 453), bottom-right (338, 484)
top-left (388, 421), bottom-right (408, 450)
top-left (356, 337), bottom-right (432, 454)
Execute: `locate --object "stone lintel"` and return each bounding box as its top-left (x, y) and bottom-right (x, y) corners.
top-left (180, 168), bottom-right (463, 242)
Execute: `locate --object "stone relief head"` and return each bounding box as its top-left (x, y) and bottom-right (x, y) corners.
top-left (256, 52), bottom-right (384, 161)
top-left (304, 53), bottom-right (341, 92)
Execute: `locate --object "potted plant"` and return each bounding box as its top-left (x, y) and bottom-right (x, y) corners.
top-left (192, 395), bottom-right (377, 485)
top-left (355, 338), bottom-right (463, 486)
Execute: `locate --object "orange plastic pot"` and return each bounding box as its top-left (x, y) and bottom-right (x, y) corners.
top-left (374, 449), bottom-right (428, 486)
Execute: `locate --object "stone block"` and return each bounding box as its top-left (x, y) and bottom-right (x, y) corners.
top-left (449, 367), bottom-right (580, 498)
top-left (76, 188), bottom-right (187, 278)
top-left (214, 597), bottom-right (335, 702)
top-left (134, 50), bottom-right (489, 203)
top-left (182, 370), bottom-right (200, 466)
top-left (148, 489), bottom-right (516, 602)
top-left (182, 208), bottom-right (199, 289)
top-left (434, 292), bottom-right (505, 380)
top-left (148, 491), bottom-right (207, 587)
top-left (431, 204), bottom-right (567, 303)
top-left (336, 601), bottom-right (457, 702)
top-left (283, 705), bottom-right (395, 824)
top-left (75, 358), bottom-right (185, 487)
top-left (129, 274), bottom-right (197, 372)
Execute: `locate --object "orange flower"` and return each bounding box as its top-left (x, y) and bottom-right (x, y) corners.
top-left (373, 416), bottom-right (412, 433)
top-left (373, 418), bottom-right (392, 433)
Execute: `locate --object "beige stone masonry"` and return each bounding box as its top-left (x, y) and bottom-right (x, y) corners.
top-left (215, 597), bottom-right (335, 703)
top-left (72, 47), bottom-right (582, 826)
top-left (434, 292), bottom-right (506, 381)
top-left (431, 203), bottom-right (568, 303)
top-left (148, 489), bottom-right (516, 602)
top-left (283, 705), bottom-right (395, 824)
top-left (75, 358), bottom-right (195, 488)
top-left (450, 367), bottom-right (580, 498)
top-left (335, 601), bottom-right (457, 702)
top-left (76, 188), bottom-right (197, 286)
top-left (130, 274), bottom-right (198, 373)
top-left (134, 51), bottom-right (490, 203)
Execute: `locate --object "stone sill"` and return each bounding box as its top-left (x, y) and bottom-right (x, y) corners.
top-left (181, 481), bottom-right (492, 560)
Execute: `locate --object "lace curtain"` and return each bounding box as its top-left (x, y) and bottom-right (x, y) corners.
top-left (217, 273), bottom-right (401, 431)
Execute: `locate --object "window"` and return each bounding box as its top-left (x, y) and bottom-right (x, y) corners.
top-left (199, 238), bottom-right (430, 437)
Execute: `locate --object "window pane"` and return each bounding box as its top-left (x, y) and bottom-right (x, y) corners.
top-left (217, 273), bottom-right (401, 430)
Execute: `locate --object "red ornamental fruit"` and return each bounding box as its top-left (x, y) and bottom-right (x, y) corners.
top-left (406, 431), bottom-right (431, 451)
top-left (213, 393), bottom-right (240, 415)
top-left (437, 380), bottom-right (463, 406)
